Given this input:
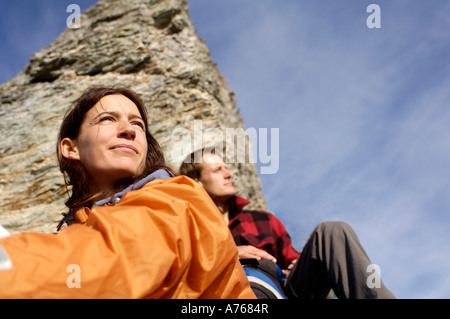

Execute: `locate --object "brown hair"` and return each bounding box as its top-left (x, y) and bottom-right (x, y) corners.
top-left (178, 146), bottom-right (219, 180)
top-left (57, 86), bottom-right (174, 227)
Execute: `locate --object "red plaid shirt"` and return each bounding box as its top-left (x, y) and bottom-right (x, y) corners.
top-left (228, 196), bottom-right (300, 270)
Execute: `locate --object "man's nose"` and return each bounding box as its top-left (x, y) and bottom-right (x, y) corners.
top-left (223, 169), bottom-right (232, 179)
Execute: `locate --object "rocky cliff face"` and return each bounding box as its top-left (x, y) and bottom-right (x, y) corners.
top-left (0, 0), bottom-right (266, 234)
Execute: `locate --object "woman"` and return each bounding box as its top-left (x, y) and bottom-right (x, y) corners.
top-left (0, 87), bottom-right (255, 299)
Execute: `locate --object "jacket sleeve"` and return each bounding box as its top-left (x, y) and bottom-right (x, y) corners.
top-left (0, 176), bottom-right (255, 299)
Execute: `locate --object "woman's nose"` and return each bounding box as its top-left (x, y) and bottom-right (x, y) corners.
top-left (118, 122), bottom-right (136, 139)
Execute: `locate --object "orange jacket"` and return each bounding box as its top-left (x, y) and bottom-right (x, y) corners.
top-left (0, 175), bottom-right (255, 299)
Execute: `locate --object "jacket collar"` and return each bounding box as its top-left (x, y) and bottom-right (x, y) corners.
top-left (228, 195), bottom-right (250, 220)
top-left (59, 169), bottom-right (175, 230)
top-left (234, 196), bottom-right (250, 212)
top-left (93, 169), bottom-right (175, 207)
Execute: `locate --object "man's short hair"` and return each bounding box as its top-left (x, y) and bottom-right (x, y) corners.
top-left (179, 146), bottom-right (222, 180)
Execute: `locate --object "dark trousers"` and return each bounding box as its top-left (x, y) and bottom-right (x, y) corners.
top-left (284, 221), bottom-right (395, 299)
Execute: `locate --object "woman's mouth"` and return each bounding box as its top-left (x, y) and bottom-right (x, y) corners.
top-left (111, 144), bottom-right (138, 154)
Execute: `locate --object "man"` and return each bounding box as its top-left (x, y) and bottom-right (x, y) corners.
top-left (179, 147), bottom-right (395, 299)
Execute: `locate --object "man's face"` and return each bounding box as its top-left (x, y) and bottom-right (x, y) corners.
top-left (198, 153), bottom-right (237, 201)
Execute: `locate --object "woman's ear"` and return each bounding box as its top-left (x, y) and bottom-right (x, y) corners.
top-left (60, 138), bottom-right (80, 160)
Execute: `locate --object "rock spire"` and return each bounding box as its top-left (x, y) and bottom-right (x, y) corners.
top-left (0, 0), bottom-right (266, 233)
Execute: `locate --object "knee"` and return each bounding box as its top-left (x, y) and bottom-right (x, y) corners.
top-left (315, 221), bottom-right (353, 235)
top-left (317, 220), bottom-right (350, 229)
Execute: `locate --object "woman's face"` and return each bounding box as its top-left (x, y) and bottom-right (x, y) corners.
top-left (61, 94), bottom-right (148, 193)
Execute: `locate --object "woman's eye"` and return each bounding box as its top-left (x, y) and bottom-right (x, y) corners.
top-left (99, 116), bottom-right (114, 122)
top-left (132, 121), bottom-right (145, 129)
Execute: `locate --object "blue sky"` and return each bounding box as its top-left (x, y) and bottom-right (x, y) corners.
top-left (1, 0), bottom-right (450, 298)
